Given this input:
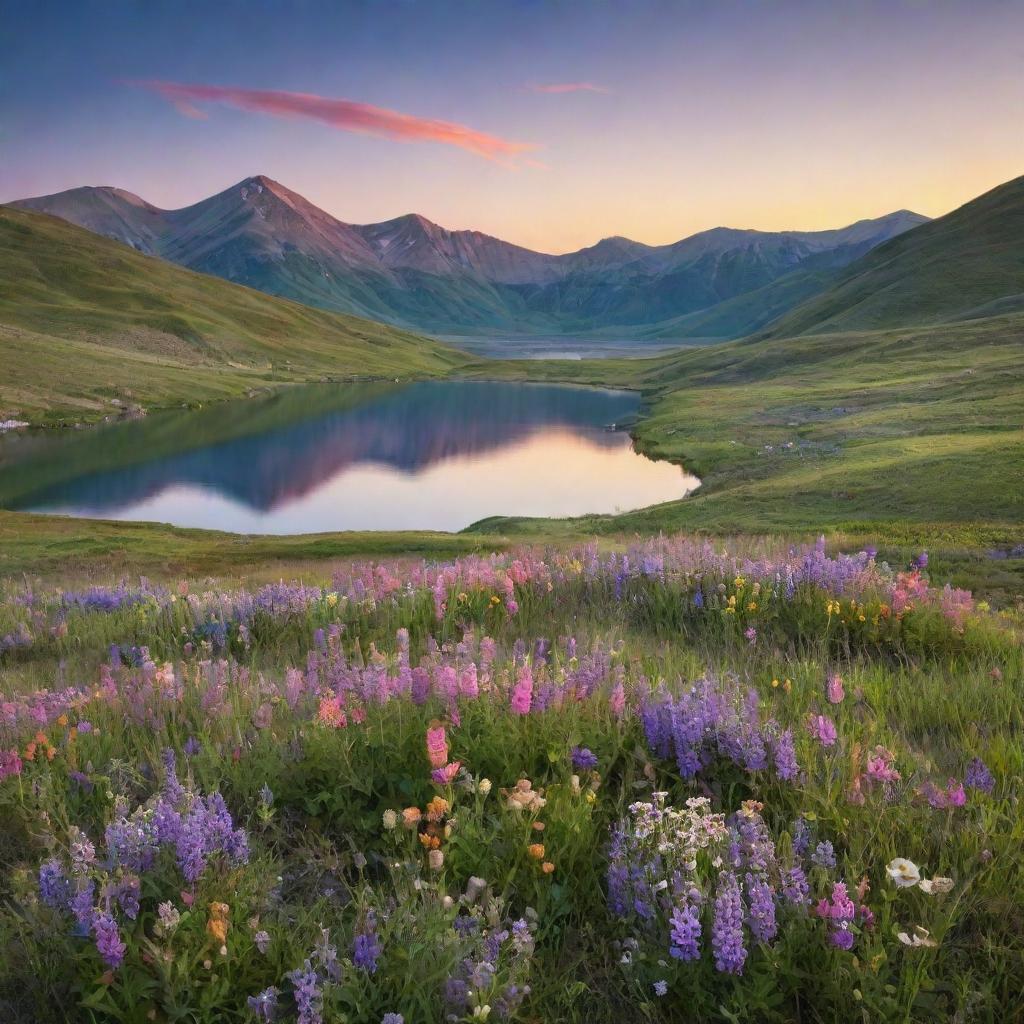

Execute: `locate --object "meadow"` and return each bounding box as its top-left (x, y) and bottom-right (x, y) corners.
top-left (1, 536), bottom-right (1021, 1023)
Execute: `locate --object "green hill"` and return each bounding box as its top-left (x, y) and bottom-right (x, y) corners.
top-left (765, 174), bottom-right (1024, 337)
top-left (0, 207), bottom-right (463, 423)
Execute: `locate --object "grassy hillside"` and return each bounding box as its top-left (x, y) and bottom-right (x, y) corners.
top-left (0, 208), bottom-right (463, 423)
top-left (765, 174), bottom-right (1024, 337)
top-left (463, 312), bottom-right (1024, 544)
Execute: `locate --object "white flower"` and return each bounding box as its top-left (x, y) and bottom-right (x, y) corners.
top-left (464, 876), bottom-right (488, 903)
top-left (897, 925), bottom-right (938, 948)
top-left (886, 858), bottom-right (921, 888)
top-left (918, 876), bottom-right (954, 895)
top-left (477, 778), bottom-right (492, 796)
top-left (382, 809), bottom-right (398, 830)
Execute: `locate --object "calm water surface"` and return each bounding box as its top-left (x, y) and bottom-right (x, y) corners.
top-left (0, 381), bottom-right (698, 533)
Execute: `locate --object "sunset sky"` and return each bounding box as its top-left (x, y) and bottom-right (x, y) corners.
top-left (3, 0), bottom-right (1023, 253)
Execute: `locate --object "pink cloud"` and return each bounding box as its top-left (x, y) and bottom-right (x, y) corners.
top-left (133, 80), bottom-right (536, 163)
top-left (528, 82), bottom-right (610, 94)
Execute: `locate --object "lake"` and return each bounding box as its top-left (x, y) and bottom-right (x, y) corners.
top-left (0, 381), bottom-right (698, 533)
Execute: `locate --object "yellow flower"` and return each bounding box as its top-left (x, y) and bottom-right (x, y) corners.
top-left (207, 902), bottom-right (230, 944)
top-left (771, 678), bottom-right (779, 688)
top-left (326, 593), bottom-right (338, 608)
top-left (747, 601), bottom-right (757, 611)
top-left (783, 679), bottom-right (792, 693)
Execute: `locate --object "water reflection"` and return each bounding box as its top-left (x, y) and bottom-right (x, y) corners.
top-left (0, 381), bottom-right (698, 533)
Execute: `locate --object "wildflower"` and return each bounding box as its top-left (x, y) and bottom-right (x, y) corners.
top-left (402, 807), bottom-right (422, 829)
top-left (287, 961), bottom-right (323, 1024)
top-left (808, 714), bottom-right (838, 748)
top-left (254, 929), bottom-right (271, 954)
top-left (477, 778), bottom-right (492, 796)
top-left (259, 783), bottom-right (274, 808)
top-left (154, 901), bottom-right (181, 937)
top-left (510, 663), bottom-right (533, 715)
top-left (248, 987), bottom-right (280, 1022)
top-left (653, 980), bottom-right (668, 997)
top-left (669, 899), bottom-right (701, 961)
top-left (429, 849), bottom-right (445, 871)
top-left (381, 1015), bottom-right (404, 1024)
top-left (317, 696), bottom-right (346, 729)
top-left (353, 917), bottom-right (382, 972)
top-left (745, 873), bottom-right (777, 942)
top-left (711, 871), bottom-right (747, 974)
top-left (39, 859), bottom-right (70, 908)
top-left (527, 843), bottom-right (545, 860)
top-left (918, 876), bottom-right (954, 895)
top-left (897, 925), bottom-right (937, 948)
top-left (886, 858), bottom-right (921, 888)
top-left (382, 809), bottom-right (398, 830)
top-left (571, 746), bottom-right (598, 771)
top-left (431, 761), bottom-right (462, 785)
top-left (0, 749), bottom-right (23, 780)
top-left (426, 796), bottom-right (449, 821)
top-left (744, 627), bottom-right (757, 646)
top-left (93, 912), bottom-right (127, 968)
top-left (426, 721), bottom-right (449, 769)
top-left (826, 673), bottom-right (845, 704)
top-left (465, 876), bottom-right (488, 902)
top-left (811, 841), bottom-right (836, 870)
top-left (207, 902), bottom-right (230, 945)
top-left (772, 729), bottom-right (799, 781)
top-left (964, 757), bottom-right (995, 794)
top-left (542, 861), bottom-right (555, 874)
top-left (505, 778), bottom-right (546, 814)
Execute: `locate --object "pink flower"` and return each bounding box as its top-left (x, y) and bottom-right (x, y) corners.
top-left (0, 749), bottom-right (22, 780)
top-left (808, 715), bottom-right (838, 748)
top-left (865, 746), bottom-right (900, 785)
top-left (826, 673), bottom-right (845, 704)
top-left (505, 599), bottom-right (519, 616)
top-left (610, 680), bottom-right (625, 719)
top-left (317, 696), bottom-right (347, 729)
top-left (510, 664), bottom-right (533, 715)
top-left (431, 761), bottom-right (461, 784)
top-left (426, 723), bottom-right (449, 769)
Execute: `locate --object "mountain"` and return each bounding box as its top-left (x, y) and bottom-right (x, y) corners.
top-left (0, 206), bottom-right (461, 423)
top-left (764, 174), bottom-right (1024, 337)
top-left (10, 176), bottom-right (927, 339)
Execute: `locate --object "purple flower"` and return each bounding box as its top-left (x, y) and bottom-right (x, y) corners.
top-left (812, 841), bottom-right (837, 870)
top-left (668, 898), bottom-right (701, 961)
top-left (254, 929), bottom-right (271, 954)
top-left (772, 729), bottom-right (799, 781)
top-left (93, 911), bottom-right (126, 968)
top-left (808, 715), bottom-right (838, 748)
top-left (287, 961), bottom-right (322, 1024)
top-left (745, 873), bottom-right (777, 942)
top-left (571, 746), bottom-right (598, 771)
top-left (381, 1016), bottom-right (404, 1024)
top-left (353, 923), bottom-right (382, 974)
top-left (965, 757), bottom-right (995, 794)
top-left (248, 987), bottom-right (280, 1022)
top-left (712, 871), bottom-right (747, 974)
top-left (782, 866), bottom-right (810, 907)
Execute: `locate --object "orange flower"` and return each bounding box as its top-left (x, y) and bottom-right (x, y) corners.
top-left (527, 843), bottom-right (545, 860)
top-left (206, 902), bottom-right (230, 944)
top-left (24, 742), bottom-right (36, 762)
top-left (57, 715), bottom-right (68, 728)
top-left (418, 833), bottom-right (441, 850)
top-left (542, 861), bottom-right (555, 874)
top-left (426, 796), bottom-right (449, 822)
top-left (402, 807), bottom-right (422, 829)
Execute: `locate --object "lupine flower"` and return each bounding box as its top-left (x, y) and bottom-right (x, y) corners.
top-left (669, 899), bottom-right (701, 961)
top-left (248, 987), bottom-right (280, 1022)
top-left (381, 1015), bottom-right (405, 1024)
top-left (745, 873), bottom-right (777, 942)
top-left (287, 961), bottom-right (323, 1024)
top-left (93, 911), bottom-right (127, 968)
top-left (812, 841), bottom-right (837, 870)
top-left (353, 916), bottom-right (382, 973)
top-left (964, 757), bottom-right (995, 794)
top-left (653, 980), bottom-right (668, 996)
top-left (254, 929), bottom-right (271, 954)
top-left (510, 664), bottom-right (533, 715)
top-left (711, 871), bottom-right (747, 974)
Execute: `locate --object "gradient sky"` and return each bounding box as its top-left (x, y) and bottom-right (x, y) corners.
top-left (3, 0), bottom-right (1023, 253)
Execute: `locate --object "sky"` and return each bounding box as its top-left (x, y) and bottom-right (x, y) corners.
top-left (2, 0), bottom-right (1023, 253)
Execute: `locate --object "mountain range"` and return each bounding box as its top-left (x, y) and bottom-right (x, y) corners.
top-left (10, 176), bottom-right (928, 339)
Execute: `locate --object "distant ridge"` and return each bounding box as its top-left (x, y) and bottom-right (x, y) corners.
top-left (763, 174), bottom-right (1024, 337)
top-left (10, 177), bottom-right (927, 339)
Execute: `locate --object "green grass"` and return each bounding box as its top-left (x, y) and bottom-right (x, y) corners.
top-left (0, 208), bottom-right (465, 425)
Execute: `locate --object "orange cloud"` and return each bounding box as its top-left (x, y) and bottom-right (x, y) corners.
top-left (134, 80), bottom-right (536, 163)
top-left (528, 82), bottom-right (610, 94)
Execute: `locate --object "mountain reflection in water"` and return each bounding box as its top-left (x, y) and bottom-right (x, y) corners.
top-left (0, 381), bottom-right (698, 533)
